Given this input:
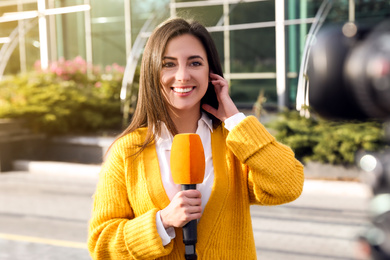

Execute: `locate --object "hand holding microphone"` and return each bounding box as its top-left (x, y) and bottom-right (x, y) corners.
top-left (160, 190), bottom-right (202, 229)
top-left (161, 133), bottom-right (205, 260)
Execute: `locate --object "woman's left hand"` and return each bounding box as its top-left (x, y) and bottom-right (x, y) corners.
top-left (202, 73), bottom-right (239, 121)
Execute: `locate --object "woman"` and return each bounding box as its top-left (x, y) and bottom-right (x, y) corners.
top-left (88, 17), bottom-right (304, 259)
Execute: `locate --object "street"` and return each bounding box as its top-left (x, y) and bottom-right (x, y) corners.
top-left (0, 171), bottom-right (95, 260)
top-left (252, 180), bottom-right (371, 260)
top-left (0, 169), bottom-right (372, 260)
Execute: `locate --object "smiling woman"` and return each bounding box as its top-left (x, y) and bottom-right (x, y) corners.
top-left (87, 17), bottom-right (304, 260)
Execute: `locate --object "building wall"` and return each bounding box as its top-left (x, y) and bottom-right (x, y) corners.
top-left (0, 0), bottom-right (324, 109)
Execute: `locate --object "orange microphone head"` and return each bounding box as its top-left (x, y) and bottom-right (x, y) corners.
top-left (170, 133), bottom-right (205, 185)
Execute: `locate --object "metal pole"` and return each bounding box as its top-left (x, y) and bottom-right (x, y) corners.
top-left (275, 0), bottom-right (286, 109)
top-left (349, 0), bottom-right (355, 22)
top-left (288, 0), bottom-right (297, 75)
top-left (223, 0), bottom-right (231, 82)
top-left (170, 0), bottom-right (176, 17)
top-left (124, 0), bottom-right (132, 57)
top-left (84, 0), bottom-right (93, 70)
top-left (299, 0), bottom-right (307, 57)
top-left (17, 0), bottom-right (27, 73)
top-left (48, 0), bottom-right (57, 63)
top-left (287, 0), bottom-right (298, 103)
top-left (37, 0), bottom-right (49, 70)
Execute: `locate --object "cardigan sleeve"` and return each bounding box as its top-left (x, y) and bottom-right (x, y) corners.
top-left (226, 116), bottom-right (304, 205)
top-left (87, 140), bottom-right (174, 259)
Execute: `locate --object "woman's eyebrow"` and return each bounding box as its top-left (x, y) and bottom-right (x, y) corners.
top-left (162, 56), bottom-right (176, 60)
top-left (162, 55), bottom-right (204, 60)
top-left (188, 55), bottom-right (204, 60)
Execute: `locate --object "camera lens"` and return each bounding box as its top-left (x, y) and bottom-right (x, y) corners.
top-left (308, 19), bottom-right (390, 121)
top-left (307, 25), bottom-right (368, 120)
top-left (344, 21), bottom-right (390, 120)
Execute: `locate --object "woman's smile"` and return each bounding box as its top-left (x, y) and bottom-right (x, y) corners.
top-left (171, 86), bottom-right (195, 94)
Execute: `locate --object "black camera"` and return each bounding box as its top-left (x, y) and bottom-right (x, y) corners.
top-left (307, 18), bottom-right (390, 121)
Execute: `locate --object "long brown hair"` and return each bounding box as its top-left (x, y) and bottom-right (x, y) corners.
top-left (114, 17), bottom-right (223, 154)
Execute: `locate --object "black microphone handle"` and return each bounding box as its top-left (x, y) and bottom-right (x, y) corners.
top-left (181, 184), bottom-right (197, 190)
top-left (181, 184), bottom-right (198, 260)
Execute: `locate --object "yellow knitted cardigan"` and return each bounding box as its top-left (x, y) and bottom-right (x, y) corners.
top-left (88, 116), bottom-right (304, 259)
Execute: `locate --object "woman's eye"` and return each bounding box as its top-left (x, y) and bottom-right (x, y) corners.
top-left (163, 62), bottom-right (175, 68)
top-left (191, 61), bottom-right (202, 66)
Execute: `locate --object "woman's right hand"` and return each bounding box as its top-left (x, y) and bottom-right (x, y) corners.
top-left (160, 190), bottom-right (202, 229)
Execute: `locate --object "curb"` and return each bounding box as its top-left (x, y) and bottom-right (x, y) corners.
top-left (12, 160), bottom-right (101, 179)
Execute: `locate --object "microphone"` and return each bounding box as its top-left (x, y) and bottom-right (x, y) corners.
top-left (170, 133), bottom-right (205, 260)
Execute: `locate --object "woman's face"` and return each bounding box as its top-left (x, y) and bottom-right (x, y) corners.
top-left (160, 34), bottom-right (209, 114)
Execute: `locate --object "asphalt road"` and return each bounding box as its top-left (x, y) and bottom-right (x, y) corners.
top-left (0, 170), bottom-right (372, 260)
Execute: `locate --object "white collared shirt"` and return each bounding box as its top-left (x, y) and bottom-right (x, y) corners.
top-left (155, 112), bottom-right (246, 245)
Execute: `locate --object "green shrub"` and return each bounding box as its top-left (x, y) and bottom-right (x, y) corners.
top-left (0, 57), bottom-right (131, 135)
top-left (266, 110), bottom-right (387, 165)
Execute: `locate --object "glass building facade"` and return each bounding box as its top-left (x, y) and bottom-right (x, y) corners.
top-left (2, 1), bottom-right (387, 109)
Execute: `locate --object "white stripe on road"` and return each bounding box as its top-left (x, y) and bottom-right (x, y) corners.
top-left (303, 179), bottom-right (373, 198)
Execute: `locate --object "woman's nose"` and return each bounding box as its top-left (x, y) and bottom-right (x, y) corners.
top-left (175, 65), bottom-right (190, 82)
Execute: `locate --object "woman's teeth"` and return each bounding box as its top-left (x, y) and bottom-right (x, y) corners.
top-left (173, 87), bottom-right (193, 93)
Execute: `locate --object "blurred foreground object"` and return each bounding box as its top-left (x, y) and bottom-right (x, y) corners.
top-left (296, 1), bottom-right (390, 259)
top-left (307, 19), bottom-right (390, 120)
top-left (356, 191), bottom-right (390, 260)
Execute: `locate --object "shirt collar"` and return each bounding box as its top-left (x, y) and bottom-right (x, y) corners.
top-left (155, 112), bottom-right (213, 149)
top-left (198, 112), bottom-right (213, 133)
